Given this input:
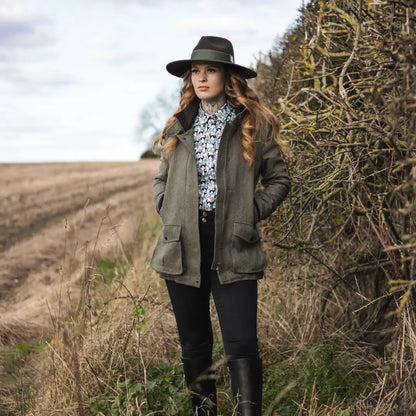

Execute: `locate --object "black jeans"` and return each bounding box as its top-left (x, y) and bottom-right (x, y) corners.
top-left (166, 210), bottom-right (259, 361)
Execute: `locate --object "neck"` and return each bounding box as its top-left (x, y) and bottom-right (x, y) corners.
top-left (201, 94), bottom-right (227, 115)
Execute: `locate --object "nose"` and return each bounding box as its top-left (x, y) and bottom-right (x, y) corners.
top-left (199, 69), bottom-right (207, 82)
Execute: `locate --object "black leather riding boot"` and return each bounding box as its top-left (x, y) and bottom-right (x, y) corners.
top-left (228, 357), bottom-right (262, 416)
top-left (182, 357), bottom-right (217, 416)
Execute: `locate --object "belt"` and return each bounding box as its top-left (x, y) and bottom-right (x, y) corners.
top-left (199, 210), bottom-right (215, 223)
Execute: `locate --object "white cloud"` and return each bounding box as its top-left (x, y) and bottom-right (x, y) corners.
top-left (0, 2), bottom-right (55, 50)
top-left (6, 70), bottom-right (77, 93)
top-left (0, 19), bottom-right (54, 48)
top-left (0, 0), bottom-right (304, 163)
top-left (88, 33), bottom-right (152, 65)
top-left (174, 16), bottom-right (258, 37)
top-left (0, 104), bottom-right (48, 135)
top-left (0, 1), bottom-right (49, 22)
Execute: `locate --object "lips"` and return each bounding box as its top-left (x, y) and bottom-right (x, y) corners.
top-left (198, 86), bottom-right (209, 91)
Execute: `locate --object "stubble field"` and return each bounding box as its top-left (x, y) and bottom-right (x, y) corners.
top-left (0, 160), bottom-right (159, 347)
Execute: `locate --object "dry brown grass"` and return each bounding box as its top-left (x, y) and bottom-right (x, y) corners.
top-left (251, 0), bottom-right (416, 412)
top-left (0, 160), bottom-right (158, 349)
top-left (0, 320), bottom-right (50, 348)
top-left (25, 213), bottom-right (179, 416)
top-left (351, 305), bottom-right (416, 415)
top-left (0, 206), bottom-right (407, 415)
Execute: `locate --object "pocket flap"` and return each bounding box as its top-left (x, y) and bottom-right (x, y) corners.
top-left (231, 222), bottom-right (266, 273)
top-left (161, 224), bottom-right (181, 242)
top-left (233, 222), bottom-right (260, 243)
top-left (151, 224), bottom-right (183, 275)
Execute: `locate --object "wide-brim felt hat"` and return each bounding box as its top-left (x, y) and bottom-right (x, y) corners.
top-left (166, 36), bottom-right (257, 79)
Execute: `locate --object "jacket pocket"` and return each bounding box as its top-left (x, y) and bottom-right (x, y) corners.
top-left (231, 222), bottom-right (267, 273)
top-left (151, 224), bottom-right (183, 275)
top-left (155, 194), bottom-right (164, 215)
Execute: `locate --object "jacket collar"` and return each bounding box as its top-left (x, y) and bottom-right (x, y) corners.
top-left (165, 99), bottom-right (246, 154)
top-left (173, 98), bottom-right (245, 132)
top-left (175, 98), bottom-right (200, 132)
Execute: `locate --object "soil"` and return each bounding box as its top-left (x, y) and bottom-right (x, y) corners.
top-left (0, 160), bottom-right (159, 346)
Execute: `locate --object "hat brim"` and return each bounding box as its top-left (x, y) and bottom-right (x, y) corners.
top-left (166, 59), bottom-right (257, 79)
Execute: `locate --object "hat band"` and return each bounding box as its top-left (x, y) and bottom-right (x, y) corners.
top-left (190, 49), bottom-right (234, 64)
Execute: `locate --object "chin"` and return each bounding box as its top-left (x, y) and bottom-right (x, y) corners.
top-left (197, 93), bottom-right (210, 100)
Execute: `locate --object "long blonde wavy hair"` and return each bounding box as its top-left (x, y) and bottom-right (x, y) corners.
top-left (153, 67), bottom-right (290, 166)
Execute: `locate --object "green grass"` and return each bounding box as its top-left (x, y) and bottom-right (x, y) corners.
top-left (95, 259), bottom-right (127, 285)
top-left (1, 340), bottom-right (44, 384)
top-left (88, 362), bottom-right (191, 416)
top-left (86, 337), bottom-right (372, 415)
top-left (0, 339), bottom-right (46, 414)
top-left (263, 337), bottom-right (373, 415)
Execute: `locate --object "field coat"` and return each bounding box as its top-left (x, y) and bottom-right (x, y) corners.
top-left (151, 98), bottom-right (291, 287)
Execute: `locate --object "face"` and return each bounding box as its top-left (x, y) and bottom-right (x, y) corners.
top-left (191, 62), bottom-right (226, 102)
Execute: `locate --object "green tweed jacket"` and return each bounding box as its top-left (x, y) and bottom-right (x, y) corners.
top-left (151, 99), bottom-right (291, 287)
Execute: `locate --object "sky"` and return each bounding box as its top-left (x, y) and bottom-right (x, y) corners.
top-left (0, 0), bottom-right (304, 163)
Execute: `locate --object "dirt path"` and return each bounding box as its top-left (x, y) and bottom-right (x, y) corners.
top-left (0, 160), bottom-right (159, 346)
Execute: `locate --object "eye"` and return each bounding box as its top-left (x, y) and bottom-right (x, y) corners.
top-left (191, 68), bottom-right (199, 74)
top-left (207, 67), bottom-right (217, 73)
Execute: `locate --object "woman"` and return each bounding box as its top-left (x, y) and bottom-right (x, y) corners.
top-left (151, 36), bottom-right (291, 416)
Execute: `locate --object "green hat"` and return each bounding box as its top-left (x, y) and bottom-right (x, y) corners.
top-left (166, 36), bottom-right (257, 79)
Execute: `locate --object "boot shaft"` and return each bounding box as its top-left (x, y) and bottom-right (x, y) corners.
top-left (228, 357), bottom-right (262, 416)
top-left (182, 357), bottom-right (217, 416)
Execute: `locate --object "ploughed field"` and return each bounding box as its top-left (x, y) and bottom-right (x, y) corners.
top-left (0, 160), bottom-right (159, 346)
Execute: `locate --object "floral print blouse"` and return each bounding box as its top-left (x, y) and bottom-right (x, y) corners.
top-left (193, 102), bottom-right (237, 211)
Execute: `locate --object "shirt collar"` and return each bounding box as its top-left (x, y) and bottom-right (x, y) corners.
top-left (197, 101), bottom-right (236, 124)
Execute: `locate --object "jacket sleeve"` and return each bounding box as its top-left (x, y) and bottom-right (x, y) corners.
top-left (254, 140), bottom-right (291, 222)
top-left (153, 158), bottom-right (168, 215)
